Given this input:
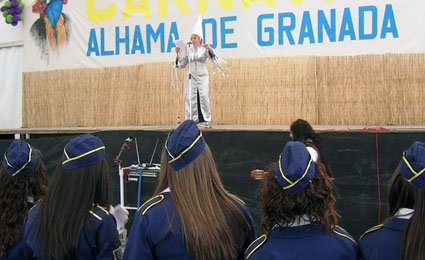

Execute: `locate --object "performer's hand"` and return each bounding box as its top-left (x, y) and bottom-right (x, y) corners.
top-left (203, 44), bottom-right (211, 51)
top-left (175, 47), bottom-right (180, 54)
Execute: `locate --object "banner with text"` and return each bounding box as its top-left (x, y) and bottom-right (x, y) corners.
top-left (23, 0), bottom-right (425, 71)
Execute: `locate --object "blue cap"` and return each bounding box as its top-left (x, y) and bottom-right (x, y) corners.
top-left (3, 140), bottom-right (38, 179)
top-left (165, 120), bottom-right (205, 171)
top-left (62, 134), bottom-right (106, 170)
top-left (400, 141), bottom-right (425, 189)
top-left (275, 141), bottom-right (316, 195)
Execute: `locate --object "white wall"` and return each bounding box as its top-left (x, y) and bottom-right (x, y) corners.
top-left (0, 18), bottom-right (24, 45)
top-left (0, 46), bottom-right (23, 129)
top-left (0, 15), bottom-right (24, 129)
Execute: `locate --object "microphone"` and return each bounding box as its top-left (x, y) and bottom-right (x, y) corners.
top-left (124, 136), bottom-right (133, 150)
top-left (114, 136), bottom-right (134, 165)
top-left (125, 136), bottom-right (133, 144)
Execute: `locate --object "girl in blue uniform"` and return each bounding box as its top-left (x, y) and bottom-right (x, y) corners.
top-left (245, 141), bottom-right (357, 260)
top-left (0, 141), bottom-right (48, 260)
top-left (399, 142), bottom-right (425, 260)
top-left (359, 167), bottom-right (415, 260)
top-left (124, 120), bottom-right (256, 260)
top-left (386, 141), bottom-right (425, 260)
top-left (25, 134), bottom-right (123, 260)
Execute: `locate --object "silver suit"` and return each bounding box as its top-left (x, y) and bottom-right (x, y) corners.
top-left (176, 46), bottom-right (214, 123)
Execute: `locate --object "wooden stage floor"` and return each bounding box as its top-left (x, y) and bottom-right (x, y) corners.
top-left (1, 124), bottom-right (425, 135)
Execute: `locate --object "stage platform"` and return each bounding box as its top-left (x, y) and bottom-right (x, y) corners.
top-left (1, 124), bottom-right (425, 135)
top-left (1, 124), bottom-right (425, 241)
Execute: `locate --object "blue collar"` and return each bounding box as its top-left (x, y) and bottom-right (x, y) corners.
top-left (269, 224), bottom-right (324, 239)
top-left (383, 217), bottom-right (409, 231)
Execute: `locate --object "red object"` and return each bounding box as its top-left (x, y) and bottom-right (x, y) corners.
top-left (32, 0), bottom-right (47, 14)
top-left (115, 157), bottom-right (122, 167)
top-left (363, 126), bottom-right (391, 132)
top-left (123, 169), bottom-right (131, 184)
top-left (376, 132), bottom-right (382, 224)
top-left (63, 0), bottom-right (68, 4)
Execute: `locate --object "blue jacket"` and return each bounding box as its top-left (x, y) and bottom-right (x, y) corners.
top-left (0, 203), bottom-right (34, 260)
top-left (124, 192), bottom-right (256, 260)
top-left (244, 225), bottom-right (358, 260)
top-left (0, 230), bottom-right (32, 260)
top-left (24, 204), bottom-right (123, 260)
top-left (358, 217), bottom-right (408, 260)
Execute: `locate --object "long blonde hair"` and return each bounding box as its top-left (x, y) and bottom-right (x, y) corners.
top-left (155, 144), bottom-right (251, 260)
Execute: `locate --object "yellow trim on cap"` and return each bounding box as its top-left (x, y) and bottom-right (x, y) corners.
top-left (137, 195), bottom-right (165, 215)
top-left (245, 234), bottom-right (267, 259)
top-left (164, 132), bottom-right (174, 159)
top-left (4, 153), bottom-right (14, 168)
top-left (278, 154), bottom-right (294, 185)
top-left (64, 149), bottom-right (70, 160)
top-left (402, 152), bottom-right (425, 183)
top-left (89, 210), bottom-right (103, 221)
top-left (62, 146), bottom-right (105, 165)
top-left (279, 156), bottom-right (313, 191)
top-left (10, 143), bottom-right (33, 177)
top-left (165, 131), bottom-right (203, 164)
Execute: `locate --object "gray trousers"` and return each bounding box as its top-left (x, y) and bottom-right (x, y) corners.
top-left (184, 73), bottom-right (211, 123)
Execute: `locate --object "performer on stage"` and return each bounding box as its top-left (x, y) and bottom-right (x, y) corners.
top-left (290, 119), bottom-right (333, 177)
top-left (289, 119), bottom-right (323, 163)
top-left (175, 15), bottom-right (215, 128)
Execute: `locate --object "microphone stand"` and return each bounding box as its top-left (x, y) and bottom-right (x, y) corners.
top-left (115, 137), bottom-right (132, 166)
top-left (116, 137), bottom-right (132, 210)
top-left (187, 42), bottom-right (192, 121)
top-left (134, 138), bottom-right (143, 208)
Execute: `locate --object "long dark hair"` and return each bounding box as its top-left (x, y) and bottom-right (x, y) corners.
top-left (258, 162), bottom-right (338, 234)
top-left (387, 168), bottom-right (415, 218)
top-left (28, 160), bottom-right (109, 260)
top-left (154, 145), bottom-right (251, 260)
top-left (290, 119), bottom-right (320, 145)
top-left (0, 150), bottom-right (48, 257)
top-left (402, 186), bottom-right (425, 260)
top-left (290, 119), bottom-right (333, 177)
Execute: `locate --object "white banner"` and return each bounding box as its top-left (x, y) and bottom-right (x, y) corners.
top-left (23, 0), bottom-right (425, 72)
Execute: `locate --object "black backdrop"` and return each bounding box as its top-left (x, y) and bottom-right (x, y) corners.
top-left (1, 130), bottom-right (424, 240)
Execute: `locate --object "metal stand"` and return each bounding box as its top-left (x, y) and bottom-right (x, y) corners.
top-left (115, 137), bottom-right (160, 211)
top-left (187, 42), bottom-right (192, 120)
top-left (118, 164), bottom-right (160, 210)
top-left (134, 138), bottom-right (143, 208)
